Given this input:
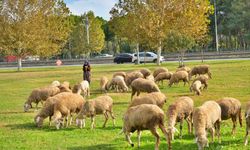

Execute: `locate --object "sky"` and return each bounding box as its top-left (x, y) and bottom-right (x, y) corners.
top-left (64, 0), bottom-right (117, 21)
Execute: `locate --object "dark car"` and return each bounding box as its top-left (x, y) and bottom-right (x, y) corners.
top-left (114, 53), bottom-right (133, 64)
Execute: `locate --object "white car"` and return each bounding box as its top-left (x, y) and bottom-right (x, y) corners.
top-left (132, 52), bottom-right (165, 63)
top-left (95, 54), bottom-right (113, 58)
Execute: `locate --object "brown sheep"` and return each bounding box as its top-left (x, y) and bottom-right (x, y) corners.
top-left (216, 97), bottom-right (242, 135)
top-left (167, 96), bottom-right (194, 141)
top-left (192, 75), bottom-right (209, 89)
top-left (106, 76), bottom-right (128, 92)
top-left (76, 95), bottom-right (115, 129)
top-left (189, 65), bottom-right (212, 80)
top-left (129, 92), bottom-right (167, 108)
top-left (139, 68), bottom-right (151, 78)
top-left (193, 101), bottom-right (221, 150)
top-left (130, 78), bottom-right (160, 100)
top-left (155, 72), bottom-right (173, 85)
top-left (113, 71), bottom-right (126, 78)
top-left (169, 71), bottom-right (189, 87)
top-left (100, 76), bottom-right (109, 93)
top-left (244, 101), bottom-right (250, 145)
top-left (176, 66), bottom-right (191, 73)
top-left (122, 104), bottom-right (171, 150)
top-left (153, 67), bottom-right (168, 78)
top-left (125, 71), bottom-right (144, 87)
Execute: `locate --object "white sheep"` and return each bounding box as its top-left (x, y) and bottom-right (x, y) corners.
top-left (190, 80), bottom-right (202, 95)
top-left (72, 80), bottom-right (90, 97)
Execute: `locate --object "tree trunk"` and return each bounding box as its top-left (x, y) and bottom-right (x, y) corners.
top-left (136, 43), bottom-right (140, 65)
top-left (17, 57), bottom-right (22, 71)
top-left (180, 50), bottom-right (185, 67)
top-left (157, 40), bottom-right (162, 66)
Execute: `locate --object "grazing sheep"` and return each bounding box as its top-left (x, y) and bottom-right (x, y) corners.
top-left (52, 92), bottom-right (85, 129)
top-left (153, 67), bottom-right (168, 78)
top-left (61, 81), bottom-right (71, 89)
top-left (192, 75), bottom-right (209, 89)
top-left (58, 82), bottom-right (72, 93)
top-left (72, 80), bottom-right (90, 97)
top-left (167, 96), bottom-right (194, 141)
top-left (129, 92), bottom-right (167, 108)
top-left (100, 76), bottom-right (109, 93)
top-left (176, 66), bottom-right (191, 73)
top-left (51, 80), bottom-right (60, 87)
top-left (189, 65), bottom-right (212, 80)
top-left (190, 80), bottom-right (202, 96)
top-left (244, 101), bottom-right (250, 146)
top-left (139, 68), bottom-right (151, 78)
top-left (130, 78), bottom-right (160, 100)
top-left (169, 71), bottom-right (189, 87)
top-left (76, 95), bottom-right (115, 129)
top-left (216, 97), bottom-right (242, 135)
top-left (106, 76), bottom-right (128, 92)
top-left (146, 74), bottom-right (155, 82)
top-left (122, 104), bottom-right (171, 150)
top-left (113, 71), bottom-right (126, 78)
top-left (193, 101), bottom-right (221, 150)
top-left (125, 71), bottom-right (144, 87)
top-left (155, 72), bottom-right (173, 85)
top-left (24, 86), bottom-right (61, 112)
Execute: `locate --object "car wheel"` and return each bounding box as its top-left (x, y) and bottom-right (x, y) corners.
top-left (153, 59), bottom-right (157, 63)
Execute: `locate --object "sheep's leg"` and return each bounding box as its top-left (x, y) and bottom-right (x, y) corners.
top-left (136, 91), bottom-right (140, 96)
top-left (91, 116), bottom-right (95, 129)
top-left (65, 116), bottom-right (69, 127)
top-left (215, 121), bottom-right (221, 143)
top-left (126, 132), bottom-right (134, 147)
top-left (209, 127), bottom-right (215, 143)
top-left (159, 124), bottom-right (171, 150)
top-left (69, 114), bottom-right (73, 126)
top-left (109, 111), bottom-right (116, 127)
top-left (49, 116), bottom-right (52, 126)
top-left (150, 127), bottom-right (160, 150)
top-left (244, 126), bottom-right (249, 146)
top-left (131, 89), bottom-right (136, 100)
top-left (231, 116), bottom-right (237, 135)
top-left (186, 117), bottom-right (192, 134)
top-left (137, 130), bottom-right (142, 148)
top-left (102, 112), bottom-right (109, 128)
top-left (179, 119), bottom-right (183, 139)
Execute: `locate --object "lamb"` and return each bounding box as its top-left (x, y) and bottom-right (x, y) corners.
top-left (167, 96), bottom-right (194, 141)
top-left (51, 80), bottom-right (60, 87)
top-left (189, 65), bottom-right (212, 80)
top-left (129, 92), bottom-right (167, 108)
top-left (125, 71), bottom-right (144, 86)
top-left (24, 86), bottom-right (61, 112)
top-left (72, 80), bottom-right (90, 97)
top-left (130, 78), bottom-right (160, 100)
top-left (76, 95), bottom-right (115, 129)
top-left (106, 76), bottom-right (128, 92)
top-left (153, 67), bottom-right (168, 78)
top-left (176, 66), bottom-right (191, 73)
top-left (192, 75), bottom-right (209, 89)
top-left (122, 104), bottom-right (171, 150)
top-left (155, 72), bottom-right (173, 85)
top-left (52, 92), bottom-right (85, 129)
top-left (193, 101), bottom-right (221, 150)
top-left (100, 76), bottom-right (109, 93)
top-left (216, 97), bottom-right (242, 135)
top-left (190, 80), bottom-right (202, 95)
top-left (244, 101), bottom-right (250, 145)
top-left (169, 71), bottom-right (189, 87)
top-left (139, 68), bottom-right (151, 78)
top-left (113, 71), bottom-right (126, 78)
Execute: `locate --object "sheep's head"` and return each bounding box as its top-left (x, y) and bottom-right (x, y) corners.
top-left (72, 84), bottom-right (80, 93)
top-left (83, 101), bottom-right (95, 116)
top-left (167, 127), bottom-right (179, 141)
top-left (58, 85), bottom-right (72, 93)
top-left (196, 135), bottom-right (208, 150)
top-left (34, 116), bottom-right (44, 127)
top-left (24, 102), bottom-right (31, 112)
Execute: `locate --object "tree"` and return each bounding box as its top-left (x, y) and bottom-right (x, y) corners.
top-left (0, 0), bottom-right (71, 71)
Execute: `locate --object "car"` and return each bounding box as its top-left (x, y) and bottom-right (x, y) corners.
top-left (95, 53), bottom-right (113, 58)
top-left (114, 53), bottom-right (134, 64)
top-left (132, 52), bottom-right (165, 63)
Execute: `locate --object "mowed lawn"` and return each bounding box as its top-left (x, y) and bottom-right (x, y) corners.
top-left (0, 60), bottom-right (250, 150)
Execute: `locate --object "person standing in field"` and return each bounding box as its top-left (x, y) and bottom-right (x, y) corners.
top-left (83, 60), bottom-right (91, 84)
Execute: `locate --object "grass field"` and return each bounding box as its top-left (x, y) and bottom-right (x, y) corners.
top-left (0, 60), bottom-right (250, 150)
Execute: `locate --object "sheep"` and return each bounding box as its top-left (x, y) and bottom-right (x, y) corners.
top-left (24, 86), bottom-right (61, 112)
top-left (52, 92), bottom-right (85, 129)
top-left (190, 80), bottom-right (202, 95)
top-left (130, 78), bottom-right (160, 100)
top-left (125, 71), bottom-right (144, 87)
top-left (244, 101), bottom-right (250, 146)
top-left (189, 65), bottom-right (212, 80)
top-left (122, 104), bottom-right (171, 150)
top-left (106, 76), bottom-right (128, 92)
top-left (58, 82), bottom-right (72, 93)
top-left (113, 71), bottom-right (126, 78)
top-left (169, 71), bottom-right (189, 87)
top-left (51, 80), bottom-right (60, 87)
top-left (176, 66), bottom-right (191, 73)
top-left (72, 80), bottom-right (90, 97)
top-left (155, 72), bottom-right (173, 85)
top-left (193, 101), bottom-right (221, 150)
top-left (139, 68), bottom-right (151, 78)
top-left (61, 81), bottom-right (71, 89)
top-left (167, 96), bottom-right (194, 141)
top-left (153, 67), bottom-right (168, 78)
top-left (216, 97), bottom-right (242, 135)
top-left (129, 92), bottom-right (167, 108)
top-left (100, 76), bottom-right (109, 93)
top-left (76, 95), bottom-right (115, 129)
top-left (192, 75), bottom-right (209, 89)
top-left (146, 74), bottom-right (155, 82)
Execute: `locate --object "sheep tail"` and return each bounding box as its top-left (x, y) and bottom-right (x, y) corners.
top-left (239, 107), bottom-right (243, 127)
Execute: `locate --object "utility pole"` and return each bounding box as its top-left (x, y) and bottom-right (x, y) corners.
top-left (214, 0), bottom-right (219, 53)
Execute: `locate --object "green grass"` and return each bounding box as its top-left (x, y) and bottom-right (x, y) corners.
top-left (0, 60), bottom-right (250, 150)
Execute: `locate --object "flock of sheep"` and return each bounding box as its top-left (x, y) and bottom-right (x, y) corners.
top-left (23, 64), bottom-right (250, 150)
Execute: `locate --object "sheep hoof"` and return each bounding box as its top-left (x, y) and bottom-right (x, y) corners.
top-left (131, 144), bottom-right (134, 147)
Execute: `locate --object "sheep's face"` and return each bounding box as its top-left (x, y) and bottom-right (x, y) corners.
top-left (24, 103), bottom-right (31, 112)
top-left (196, 135), bottom-right (208, 150)
top-left (34, 116), bottom-right (44, 127)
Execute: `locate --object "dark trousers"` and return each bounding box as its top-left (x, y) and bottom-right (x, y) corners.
top-left (83, 71), bottom-right (91, 83)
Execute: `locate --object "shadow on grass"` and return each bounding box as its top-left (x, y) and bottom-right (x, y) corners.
top-left (68, 144), bottom-right (118, 150)
top-left (94, 126), bottom-right (122, 131)
top-left (113, 101), bottom-right (129, 105)
top-left (0, 111), bottom-right (28, 115)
